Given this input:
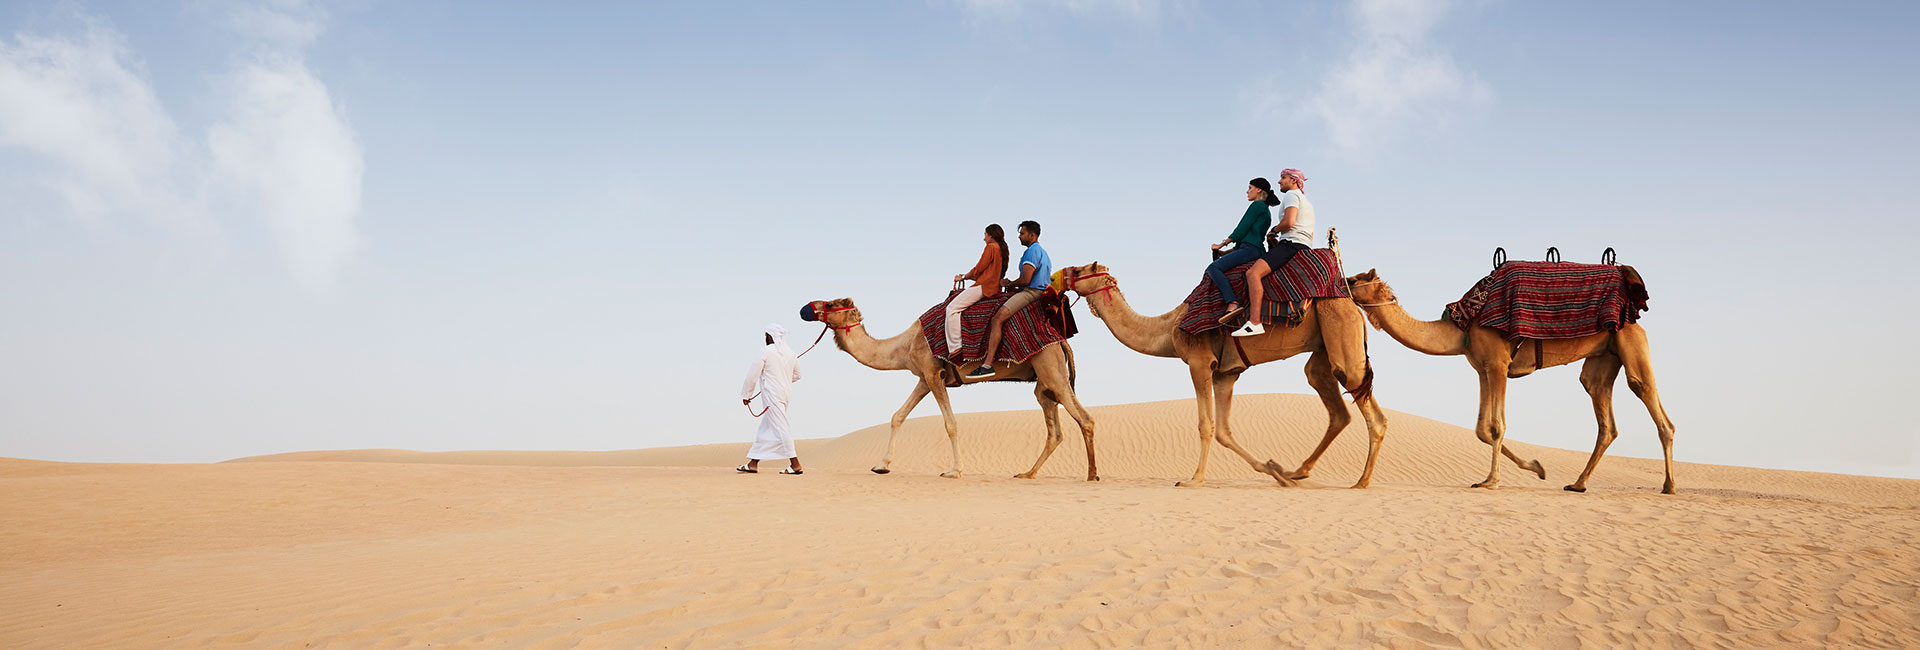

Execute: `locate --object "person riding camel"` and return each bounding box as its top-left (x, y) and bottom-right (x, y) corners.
top-left (946, 223), bottom-right (1009, 363)
top-left (1232, 168), bottom-right (1316, 337)
top-left (970, 220), bottom-right (1051, 379)
top-left (1206, 178), bottom-right (1281, 325)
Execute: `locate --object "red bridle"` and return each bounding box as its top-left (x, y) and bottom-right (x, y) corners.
top-left (817, 305), bottom-right (861, 331)
top-left (1066, 271), bottom-right (1116, 307)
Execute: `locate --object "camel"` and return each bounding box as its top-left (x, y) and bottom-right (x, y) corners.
top-left (1055, 262), bottom-right (1390, 488)
top-left (1345, 269), bottom-right (1676, 493)
top-left (799, 297), bottom-right (1100, 480)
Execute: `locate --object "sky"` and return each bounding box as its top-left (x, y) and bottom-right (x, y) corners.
top-left (3, 1), bottom-right (1918, 479)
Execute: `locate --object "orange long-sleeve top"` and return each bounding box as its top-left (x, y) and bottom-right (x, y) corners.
top-left (963, 242), bottom-right (1005, 296)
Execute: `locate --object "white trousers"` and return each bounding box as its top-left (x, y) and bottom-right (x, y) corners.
top-left (944, 285), bottom-right (987, 354)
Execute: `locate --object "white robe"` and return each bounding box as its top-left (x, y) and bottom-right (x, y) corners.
top-left (742, 343), bottom-right (802, 459)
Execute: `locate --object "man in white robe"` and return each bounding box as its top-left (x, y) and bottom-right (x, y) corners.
top-left (739, 323), bottom-right (804, 474)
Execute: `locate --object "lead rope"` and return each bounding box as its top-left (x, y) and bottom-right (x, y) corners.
top-left (743, 323), bottom-right (833, 417)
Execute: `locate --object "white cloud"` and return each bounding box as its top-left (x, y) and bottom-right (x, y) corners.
top-left (1289, 0), bottom-right (1491, 159)
top-left (0, 20), bottom-right (202, 229)
top-left (212, 0), bottom-right (363, 289)
top-left (228, 0), bottom-right (327, 49)
top-left (0, 3), bottom-right (363, 289)
top-left (209, 57), bottom-right (363, 289)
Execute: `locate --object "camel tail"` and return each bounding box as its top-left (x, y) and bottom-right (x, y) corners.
top-left (1063, 341), bottom-right (1078, 389)
top-left (1347, 362), bottom-right (1375, 403)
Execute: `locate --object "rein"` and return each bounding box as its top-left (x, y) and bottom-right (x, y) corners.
top-left (744, 318), bottom-right (837, 417)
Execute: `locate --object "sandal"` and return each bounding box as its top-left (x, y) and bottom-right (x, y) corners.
top-left (736, 464), bottom-right (757, 473)
top-left (1217, 304), bottom-right (1244, 325)
top-left (780, 468), bottom-right (804, 475)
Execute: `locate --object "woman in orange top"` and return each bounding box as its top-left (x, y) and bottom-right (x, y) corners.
top-left (944, 224), bottom-right (1009, 358)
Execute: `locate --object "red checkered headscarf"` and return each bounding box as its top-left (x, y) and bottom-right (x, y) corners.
top-left (1280, 168), bottom-right (1307, 191)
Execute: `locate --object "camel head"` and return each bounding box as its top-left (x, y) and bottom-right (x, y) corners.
top-left (800, 298), bottom-right (863, 331)
top-left (1053, 261), bottom-right (1115, 296)
top-left (1345, 269), bottom-right (1396, 329)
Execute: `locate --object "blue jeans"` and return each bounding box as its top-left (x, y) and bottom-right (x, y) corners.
top-left (1206, 245), bottom-right (1264, 305)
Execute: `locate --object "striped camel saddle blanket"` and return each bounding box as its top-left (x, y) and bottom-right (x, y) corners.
top-left (919, 289), bottom-right (1077, 363)
top-left (1445, 261), bottom-right (1650, 340)
top-left (1179, 248), bottom-right (1349, 335)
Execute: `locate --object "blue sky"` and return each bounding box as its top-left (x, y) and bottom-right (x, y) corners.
top-left (3, 1), bottom-right (1917, 479)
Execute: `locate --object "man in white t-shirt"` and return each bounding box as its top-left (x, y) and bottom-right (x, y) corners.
top-left (1233, 168), bottom-right (1317, 338)
top-left (1271, 170), bottom-right (1314, 246)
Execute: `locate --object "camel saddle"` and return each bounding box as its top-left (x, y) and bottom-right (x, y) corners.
top-left (1180, 248), bottom-right (1349, 335)
top-left (919, 288), bottom-right (1077, 363)
top-left (1446, 260), bottom-right (1650, 341)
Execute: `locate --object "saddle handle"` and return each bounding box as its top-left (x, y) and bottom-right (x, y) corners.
top-left (1493, 247), bottom-right (1507, 269)
top-left (1546, 247), bottom-right (1561, 263)
top-left (1601, 247), bottom-right (1617, 265)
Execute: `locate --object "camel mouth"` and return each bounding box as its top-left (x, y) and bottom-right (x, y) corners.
top-left (798, 303), bottom-right (818, 322)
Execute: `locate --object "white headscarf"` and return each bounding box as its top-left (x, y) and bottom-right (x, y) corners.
top-left (765, 323), bottom-right (794, 357)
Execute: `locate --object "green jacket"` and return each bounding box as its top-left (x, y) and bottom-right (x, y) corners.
top-left (1226, 201), bottom-right (1270, 250)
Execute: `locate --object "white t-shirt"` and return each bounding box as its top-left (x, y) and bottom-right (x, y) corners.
top-left (1272, 189), bottom-right (1315, 247)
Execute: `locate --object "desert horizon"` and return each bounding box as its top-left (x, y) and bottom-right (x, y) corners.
top-left (6, 393), bottom-right (1916, 648)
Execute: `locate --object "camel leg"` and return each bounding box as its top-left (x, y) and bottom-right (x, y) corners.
top-left (1016, 381), bottom-right (1065, 480)
top-left (1322, 334), bottom-right (1388, 489)
top-left (922, 370), bottom-right (964, 479)
top-left (1177, 363), bottom-right (1216, 487)
top-left (1616, 326), bottom-right (1678, 494)
top-left (1032, 354), bottom-right (1100, 481)
top-left (1284, 351), bottom-right (1351, 481)
top-left (873, 381), bottom-right (933, 474)
top-left (1209, 372), bottom-right (1299, 487)
top-left (1565, 354), bottom-right (1623, 493)
top-left (1350, 391), bottom-right (1392, 489)
top-left (1472, 370), bottom-right (1510, 489)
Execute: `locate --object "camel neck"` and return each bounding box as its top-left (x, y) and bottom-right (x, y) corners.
top-left (1362, 299), bottom-right (1468, 356)
top-left (834, 320), bottom-right (917, 370)
top-left (1087, 285), bottom-right (1181, 358)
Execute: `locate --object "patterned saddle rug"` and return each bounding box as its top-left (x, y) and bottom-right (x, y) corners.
top-left (1445, 261), bottom-right (1650, 340)
top-left (1179, 248), bottom-right (1349, 335)
top-left (920, 289), bottom-right (1077, 362)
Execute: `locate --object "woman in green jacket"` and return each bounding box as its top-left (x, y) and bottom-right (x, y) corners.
top-left (1205, 178), bottom-right (1281, 323)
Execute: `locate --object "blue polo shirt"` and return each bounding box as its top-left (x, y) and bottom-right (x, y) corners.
top-left (1019, 242), bottom-right (1052, 290)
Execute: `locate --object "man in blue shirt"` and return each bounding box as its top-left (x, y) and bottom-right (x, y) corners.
top-left (973, 220), bottom-right (1052, 378)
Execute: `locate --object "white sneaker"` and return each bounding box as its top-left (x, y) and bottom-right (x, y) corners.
top-left (1230, 323), bottom-right (1266, 337)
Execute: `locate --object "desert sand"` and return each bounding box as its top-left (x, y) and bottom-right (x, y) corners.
top-left (3, 393), bottom-right (1916, 649)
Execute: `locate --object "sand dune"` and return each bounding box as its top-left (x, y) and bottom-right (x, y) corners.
top-left (4, 393), bottom-right (1917, 648)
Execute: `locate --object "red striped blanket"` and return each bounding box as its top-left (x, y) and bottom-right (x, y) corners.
top-left (920, 290), bottom-right (1076, 363)
top-left (1444, 261), bottom-right (1650, 340)
top-left (1179, 248), bottom-right (1349, 335)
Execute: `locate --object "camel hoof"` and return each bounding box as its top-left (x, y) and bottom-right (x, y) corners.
top-left (1471, 481), bottom-right (1498, 489)
top-left (1013, 473), bottom-right (1035, 479)
top-left (1349, 482), bottom-right (1369, 489)
top-left (1529, 460), bottom-right (1547, 480)
top-left (1662, 483), bottom-right (1676, 495)
top-left (1087, 475), bottom-right (1100, 482)
top-left (1563, 484), bottom-right (1586, 493)
top-left (870, 468), bottom-right (890, 474)
top-left (1175, 480), bottom-right (1202, 488)
top-left (940, 471), bottom-right (961, 479)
